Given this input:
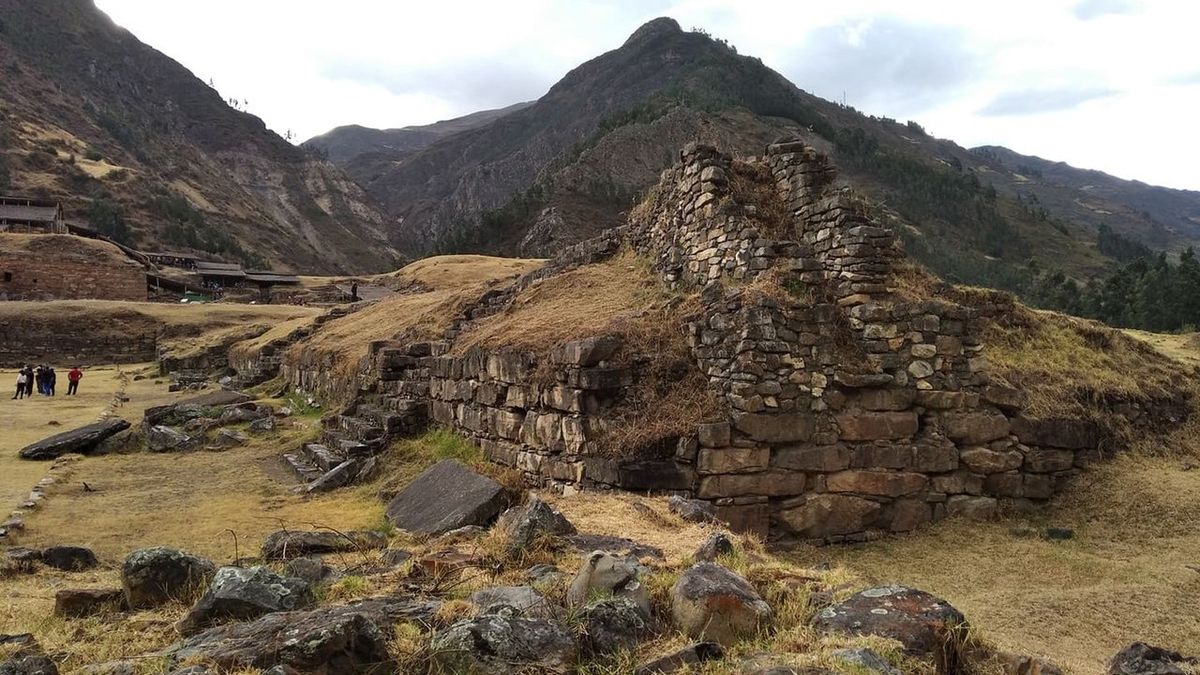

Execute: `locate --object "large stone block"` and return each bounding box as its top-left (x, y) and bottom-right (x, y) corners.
top-left (385, 460), bottom-right (508, 536)
top-left (827, 470), bottom-right (927, 497)
top-left (915, 390), bottom-right (978, 410)
top-left (941, 410), bottom-right (1010, 445)
top-left (551, 336), bottom-right (621, 367)
top-left (836, 412), bottom-right (918, 441)
top-left (912, 439), bottom-right (959, 472)
top-left (732, 412), bottom-right (815, 443)
top-left (1011, 417), bottom-right (1100, 450)
top-left (960, 447), bottom-right (1023, 474)
top-left (1022, 447), bottom-right (1075, 473)
top-left (697, 447), bottom-right (769, 475)
top-left (771, 444), bottom-right (850, 472)
top-left (697, 471), bottom-right (805, 499)
top-left (854, 388), bottom-right (916, 411)
top-left (777, 494), bottom-right (882, 538)
top-left (946, 495), bottom-right (997, 520)
top-left (889, 499), bottom-right (932, 532)
top-left (19, 418), bottom-right (131, 460)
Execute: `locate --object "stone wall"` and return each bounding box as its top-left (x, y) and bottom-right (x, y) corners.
top-left (0, 245), bottom-right (146, 302)
top-left (0, 326), bottom-right (156, 367)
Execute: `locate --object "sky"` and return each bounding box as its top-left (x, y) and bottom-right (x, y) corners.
top-left (93, 0), bottom-right (1200, 191)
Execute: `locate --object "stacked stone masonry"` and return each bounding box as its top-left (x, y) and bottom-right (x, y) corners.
top-left (273, 141), bottom-right (1120, 545)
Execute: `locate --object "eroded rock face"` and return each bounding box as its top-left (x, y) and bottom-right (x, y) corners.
top-left (1108, 642), bottom-right (1196, 675)
top-left (498, 495), bottom-right (577, 553)
top-left (670, 562), bottom-right (772, 646)
top-left (814, 586), bottom-right (967, 661)
top-left (431, 607), bottom-right (577, 674)
top-left (579, 597), bottom-right (649, 656)
top-left (693, 532), bottom-right (734, 562)
top-left (19, 419), bottom-right (130, 460)
top-left (177, 566), bottom-right (313, 635)
top-left (122, 547), bottom-right (216, 609)
top-left (566, 551), bottom-right (651, 617)
top-left (384, 459), bottom-right (508, 536)
top-left (469, 585), bottom-right (552, 619)
top-left (260, 530), bottom-right (387, 561)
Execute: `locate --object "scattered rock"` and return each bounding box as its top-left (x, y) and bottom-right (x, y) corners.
top-left (431, 606), bottom-right (576, 675)
top-left (54, 588), bottom-right (125, 618)
top-left (19, 419), bottom-right (131, 460)
top-left (282, 557), bottom-right (337, 586)
top-left (469, 585), bottom-right (553, 618)
top-left (814, 585), bottom-right (967, 663)
top-left (634, 642), bottom-right (725, 675)
top-left (5, 548), bottom-right (42, 571)
top-left (1108, 642), bottom-right (1196, 675)
top-left (693, 532), bottom-right (734, 562)
top-left (0, 653), bottom-right (58, 675)
top-left (1043, 527), bottom-right (1075, 541)
top-left (260, 530), bottom-right (387, 561)
top-left (567, 551), bottom-right (651, 616)
top-left (74, 662), bottom-right (134, 675)
top-left (497, 495), bottom-right (577, 553)
top-left (146, 425), bottom-right (194, 453)
top-left (527, 563), bottom-right (563, 584)
top-left (671, 562), bottom-right (772, 646)
top-left (379, 549), bottom-right (412, 568)
top-left (122, 547), bottom-right (216, 609)
top-left (579, 596), bottom-right (649, 655)
top-left (211, 429), bottom-right (247, 448)
top-left (177, 566), bottom-right (313, 635)
top-left (248, 417), bottom-right (275, 434)
top-left (564, 534), bottom-right (664, 560)
top-left (431, 525), bottom-right (487, 547)
top-left (668, 495), bottom-right (720, 523)
top-left (40, 546), bottom-right (99, 572)
top-left (832, 647), bottom-right (901, 675)
top-left (384, 459), bottom-right (508, 536)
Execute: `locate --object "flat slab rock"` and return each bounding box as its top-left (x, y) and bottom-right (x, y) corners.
top-left (144, 391), bottom-right (252, 425)
top-left (385, 459), bottom-right (507, 536)
top-left (260, 530), bottom-right (387, 561)
top-left (19, 419), bottom-right (131, 460)
top-left (814, 585), bottom-right (967, 657)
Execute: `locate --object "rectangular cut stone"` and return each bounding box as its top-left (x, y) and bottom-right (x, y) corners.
top-left (486, 353), bottom-right (531, 383)
top-left (854, 388), bottom-right (916, 411)
top-left (698, 447), bottom-right (770, 474)
top-left (697, 422), bottom-right (732, 448)
top-left (771, 444), bottom-right (850, 472)
top-left (1022, 447), bottom-right (1075, 473)
top-left (915, 391), bottom-right (976, 410)
top-left (1011, 417), bottom-right (1100, 450)
top-left (732, 412), bottom-right (815, 443)
top-left (942, 410), bottom-right (1011, 445)
top-left (826, 470), bottom-right (927, 497)
top-left (836, 412), bottom-right (918, 441)
top-left (697, 471), bottom-right (806, 499)
top-left (714, 502), bottom-right (770, 538)
top-left (490, 409), bottom-right (524, 441)
top-left (912, 441), bottom-right (959, 473)
top-left (777, 494), bottom-right (882, 539)
top-left (851, 444), bottom-right (911, 470)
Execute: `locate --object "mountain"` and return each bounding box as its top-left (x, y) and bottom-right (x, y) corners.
top-left (0, 0), bottom-right (400, 273)
top-left (303, 102), bottom-right (533, 166)
top-left (345, 17), bottom-right (1197, 295)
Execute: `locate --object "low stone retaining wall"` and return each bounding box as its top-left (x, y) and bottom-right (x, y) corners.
top-left (0, 328), bottom-right (156, 367)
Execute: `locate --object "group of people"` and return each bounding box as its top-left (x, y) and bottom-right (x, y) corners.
top-left (12, 364), bottom-right (83, 400)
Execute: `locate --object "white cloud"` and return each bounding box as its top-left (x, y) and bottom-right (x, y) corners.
top-left (92, 0), bottom-right (1200, 190)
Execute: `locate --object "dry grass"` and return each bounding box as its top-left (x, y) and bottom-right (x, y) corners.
top-left (0, 233), bottom-right (132, 266)
top-left (227, 315), bottom-right (317, 360)
top-left (727, 159), bottom-right (792, 240)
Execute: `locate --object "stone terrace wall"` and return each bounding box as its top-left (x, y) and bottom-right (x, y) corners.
top-left (0, 325), bottom-right (156, 367)
top-left (0, 250), bottom-right (146, 301)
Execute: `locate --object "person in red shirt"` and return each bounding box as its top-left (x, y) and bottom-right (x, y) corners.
top-left (67, 366), bottom-right (83, 396)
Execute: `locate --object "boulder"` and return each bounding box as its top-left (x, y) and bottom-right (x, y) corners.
top-left (211, 429), bottom-right (247, 448)
top-left (384, 459), bottom-right (507, 536)
top-left (54, 588), bottom-right (125, 617)
top-left (40, 546), bottom-right (99, 572)
top-left (0, 654), bottom-right (57, 675)
top-left (144, 391), bottom-right (251, 426)
top-left (248, 417), bottom-right (276, 434)
top-left (1108, 642), bottom-right (1195, 675)
top-left (567, 551), bottom-right (651, 616)
top-left (177, 566), bottom-right (312, 635)
top-left (260, 530), bottom-right (387, 561)
top-left (169, 598), bottom-right (436, 675)
top-left (832, 648), bottom-right (901, 675)
top-left (633, 642), bottom-right (725, 674)
top-left (19, 419), bottom-right (131, 460)
top-left (497, 495), bottom-right (577, 553)
top-left (146, 426), bottom-right (194, 453)
top-left (579, 596), bottom-right (649, 655)
top-left (693, 532), bottom-right (734, 562)
top-left (283, 557), bottom-right (338, 586)
top-left (777, 494), bottom-right (882, 538)
top-left (469, 585), bottom-right (552, 618)
top-left (941, 410), bottom-right (1011, 445)
top-left (122, 548), bottom-right (216, 609)
top-left (667, 495), bottom-right (720, 523)
top-left (670, 562), bottom-right (772, 646)
top-left (431, 607), bottom-right (576, 674)
top-left (814, 585), bottom-right (967, 660)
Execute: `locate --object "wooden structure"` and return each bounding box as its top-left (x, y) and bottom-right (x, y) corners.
top-left (0, 196), bottom-right (67, 234)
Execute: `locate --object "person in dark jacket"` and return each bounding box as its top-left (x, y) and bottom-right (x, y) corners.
top-left (24, 365), bottom-right (35, 397)
top-left (47, 367), bottom-right (56, 396)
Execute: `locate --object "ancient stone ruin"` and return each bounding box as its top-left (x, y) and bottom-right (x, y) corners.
top-left (270, 141), bottom-right (1105, 545)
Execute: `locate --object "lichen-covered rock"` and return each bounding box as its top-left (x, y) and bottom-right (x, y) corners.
top-left (122, 547), bottom-right (216, 609)
top-left (260, 529), bottom-right (387, 560)
top-left (431, 607), bottom-right (576, 674)
top-left (0, 654), bottom-right (58, 675)
top-left (177, 566), bottom-right (313, 635)
top-left (814, 586), bottom-right (967, 661)
top-left (145, 425), bottom-right (194, 453)
top-left (693, 532), bottom-right (734, 562)
top-left (670, 562), bottom-right (772, 646)
top-left (832, 647), bottom-right (901, 675)
top-left (579, 596), bottom-right (649, 656)
top-left (497, 495), bottom-right (577, 553)
top-left (1108, 642), bottom-right (1196, 675)
top-left (40, 546), bottom-right (99, 572)
top-left (283, 557), bottom-right (338, 585)
top-left (667, 495), bottom-right (719, 523)
top-left (469, 585), bottom-right (552, 618)
top-left (566, 551), bottom-right (651, 616)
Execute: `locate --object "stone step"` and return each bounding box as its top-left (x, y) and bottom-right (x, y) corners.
top-left (282, 453), bottom-right (324, 483)
top-left (338, 414), bottom-right (384, 442)
top-left (322, 430), bottom-right (372, 457)
top-left (356, 404), bottom-right (405, 434)
top-left (299, 443), bottom-right (345, 472)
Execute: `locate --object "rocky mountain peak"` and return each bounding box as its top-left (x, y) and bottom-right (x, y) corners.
top-left (622, 17), bottom-right (684, 46)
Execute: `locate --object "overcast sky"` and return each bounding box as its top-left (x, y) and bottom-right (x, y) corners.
top-left (93, 0), bottom-right (1199, 190)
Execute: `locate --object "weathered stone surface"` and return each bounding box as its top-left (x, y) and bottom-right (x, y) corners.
top-left (385, 459), bottom-right (507, 536)
top-left (889, 499), bottom-right (931, 532)
top-left (982, 385), bottom-right (1027, 411)
top-left (960, 447), bottom-right (1024, 474)
top-left (1107, 642), bottom-right (1195, 675)
top-left (732, 412), bottom-right (815, 443)
top-left (567, 551), bottom-right (651, 616)
top-left (177, 566), bottom-right (312, 635)
top-left (260, 530), bottom-right (387, 561)
top-left (0, 653), bottom-right (58, 675)
top-left (693, 532), bottom-right (735, 562)
top-left (1023, 448), bottom-right (1075, 473)
top-left (551, 335), bottom-right (621, 366)
top-left (698, 471), bottom-right (805, 499)
top-left (697, 447), bottom-right (769, 474)
top-left (122, 548), bottom-right (216, 609)
top-left (1011, 417), bottom-right (1100, 450)
top-left (74, 662), bottom-right (135, 675)
top-left (697, 422), bottom-right (731, 448)
top-left (144, 391), bottom-right (250, 426)
top-left (19, 419), bottom-right (130, 460)
top-left (40, 546), bottom-right (99, 572)
top-left (146, 425), bottom-right (194, 453)
top-left (832, 647), bottom-right (901, 675)
top-left (814, 585), bottom-right (967, 658)
top-left (283, 557), bottom-right (337, 586)
top-left (836, 412), bottom-right (918, 441)
top-left (942, 410), bottom-right (1011, 445)
top-left (777, 494), bottom-right (881, 538)
top-left (671, 562), bottom-right (772, 646)
top-left (668, 495), bottom-right (719, 523)
top-left (54, 588), bottom-right (125, 618)
top-left (772, 444), bottom-right (850, 472)
top-left (579, 596), bottom-right (649, 655)
top-left (469, 585), bottom-right (552, 618)
top-left (497, 495), bottom-right (577, 553)
top-left (946, 495), bottom-right (997, 520)
top-left (633, 642), bottom-right (724, 675)
top-left (827, 470), bottom-right (927, 497)
top-left (431, 607), bottom-right (576, 674)
top-left (855, 388), bottom-right (916, 412)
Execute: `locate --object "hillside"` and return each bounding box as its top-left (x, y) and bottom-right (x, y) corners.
top-left (0, 0), bottom-right (400, 274)
top-left (345, 17), bottom-right (1194, 299)
top-left (303, 102), bottom-right (533, 166)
